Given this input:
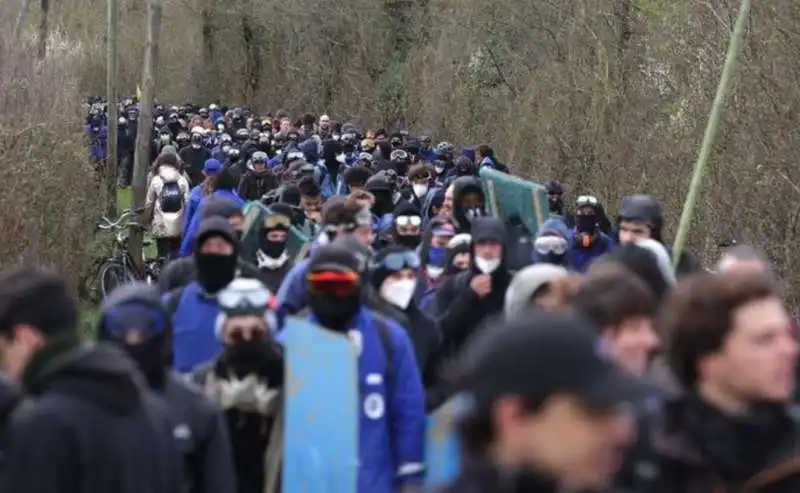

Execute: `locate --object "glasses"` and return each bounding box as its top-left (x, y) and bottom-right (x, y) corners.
top-left (377, 251), bottom-right (420, 271)
top-left (576, 195), bottom-right (599, 207)
top-left (264, 213), bottom-right (291, 229)
top-left (534, 235), bottom-right (567, 255)
top-left (307, 271), bottom-right (360, 297)
top-left (390, 149), bottom-right (408, 161)
top-left (103, 304), bottom-right (167, 338)
top-left (395, 215), bottom-right (422, 228)
top-left (217, 286), bottom-right (272, 312)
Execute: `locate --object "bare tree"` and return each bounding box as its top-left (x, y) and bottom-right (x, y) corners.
top-left (129, 0), bottom-right (164, 273)
top-left (37, 0), bottom-right (49, 60)
top-left (105, 0), bottom-right (119, 217)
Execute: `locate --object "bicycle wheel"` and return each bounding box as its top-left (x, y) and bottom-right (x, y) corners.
top-left (98, 261), bottom-right (134, 299)
top-left (79, 257), bottom-right (106, 304)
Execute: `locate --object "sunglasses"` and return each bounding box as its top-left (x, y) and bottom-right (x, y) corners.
top-left (376, 251), bottom-right (421, 271)
top-left (534, 235), bottom-right (567, 255)
top-left (264, 214), bottom-right (291, 229)
top-left (103, 304), bottom-right (167, 338)
top-left (307, 271), bottom-right (360, 297)
top-left (395, 215), bottom-right (422, 228)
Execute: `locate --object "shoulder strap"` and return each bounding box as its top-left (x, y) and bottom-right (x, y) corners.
top-left (373, 313), bottom-right (395, 388)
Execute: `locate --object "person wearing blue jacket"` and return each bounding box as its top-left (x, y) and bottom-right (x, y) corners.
top-left (165, 216), bottom-right (239, 373)
top-left (180, 168), bottom-right (244, 257)
top-left (533, 217), bottom-right (573, 267)
top-left (276, 197), bottom-right (374, 318)
top-left (570, 195), bottom-right (614, 272)
top-left (184, 158), bottom-right (222, 234)
top-left (285, 241), bottom-right (425, 492)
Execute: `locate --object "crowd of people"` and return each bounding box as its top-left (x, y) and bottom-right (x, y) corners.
top-left (0, 101), bottom-right (795, 492)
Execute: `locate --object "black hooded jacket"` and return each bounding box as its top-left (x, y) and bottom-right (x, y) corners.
top-left (97, 283), bottom-right (236, 493)
top-left (450, 176), bottom-right (486, 234)
top-left (429, 217), bottom-right (511, 410)
top-left (0, 341), bottom-right (183, 493)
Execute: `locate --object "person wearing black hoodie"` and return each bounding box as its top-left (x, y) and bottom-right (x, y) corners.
top-left (97, 283), bottom-right (236, 493)
top-left (253, 203), bottom-right (295, 292)
top-left (0, 373), bottom-right (19, 455)
top-left (430, 217), bottom-right (512, 410)
top-left (0, 266), bottom-right (182, 493)
top-left (449, 176), bottom-right (487, 234)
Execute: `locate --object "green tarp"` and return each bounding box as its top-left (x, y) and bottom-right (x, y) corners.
top-left (479, 167), bottom-right (549, 237)
top-left (241, 201), bottom-right (315, 262)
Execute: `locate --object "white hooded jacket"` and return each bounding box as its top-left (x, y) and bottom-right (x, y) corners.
top-left (145, 165), bottom-right (190, 238)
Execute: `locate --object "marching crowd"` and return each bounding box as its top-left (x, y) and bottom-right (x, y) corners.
top-left (0, 101), bottom-right (794, 493)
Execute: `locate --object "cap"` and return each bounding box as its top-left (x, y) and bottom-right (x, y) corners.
top-left (457, 310), bottom-right (650, 411)
top-left (204, 158), bottom-right (222, 174)
top-left (432, 223), bottom-right (456, 237)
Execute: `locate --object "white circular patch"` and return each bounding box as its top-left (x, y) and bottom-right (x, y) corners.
top-left (363, 393), bottom-right (385, 420)
top-left (347, 329), bottom-right (363, 356)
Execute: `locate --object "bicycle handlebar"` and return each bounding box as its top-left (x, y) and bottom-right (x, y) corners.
top-left (98, 207), bottom-right (146, 230)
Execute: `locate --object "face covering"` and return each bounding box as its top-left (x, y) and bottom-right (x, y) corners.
top-left (397, 234), bottom-right (421, 249)
top-left (381, 279), bottom-right (416, 310)
top-left (308, 292), bottom-right (361, 332)
top-left (123, 336), bottom-right (167, 388)
top-left (195, 252), bottom-right (238, 294)
top-left (540, 252), bottom-right (566, 265)
top-left (412, 184), bottom-right (429, 198)
top-left (548, 198), bottom-right (564, 215)
top-left (224, 340), bottom-right (275, 378)
top-left (260, 234), bottom-right (286, 258)
top-left (336, 153), bottom-right (346, 164)
top-left (426, 265), bottom-right (444, 279)
top-left (576, 214), bottom-right (597, 234)
top-left (434, 165), bottom-right (445, 175)
top-left (427, 246), bottom-right (447, 267)
top-left (464, 206), bottom-right (485, 222)
top-left (474, 256), bottom-right (500, 274)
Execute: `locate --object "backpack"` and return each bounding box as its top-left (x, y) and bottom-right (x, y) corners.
top-left (160, 180), bottom-right (183, 213)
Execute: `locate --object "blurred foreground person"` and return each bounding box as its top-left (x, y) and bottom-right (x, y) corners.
top-left (98, 283), bottom-right (236, 493)
top-left (0, 267), bottom-right (182, 493)
top-left (445, 310), bottom-right (644, 492)
top-left (620, 272), bottom-right (800, 492)
top-left (716, 244), bottom-right (771, 275)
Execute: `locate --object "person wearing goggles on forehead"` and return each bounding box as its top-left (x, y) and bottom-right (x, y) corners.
top-left (254, 204), bottom-right (295, 292)
top-left (275, 198), bottom-right (373, 318)
top-left (571, 194), bottom-right (614, 273)
top-left (288, 243), bottom-right (424, 493)
top-left (370, 247), bottom-right (439, 393)
top-left (533, 217), bottom-right (573, 267)
top-left (98, 283), bottom-right (236, 493)
top-left (237, 151), bottom-right (278, 201)
top-left (191, 278), bottom-right (285, 493)
top-left (389, 202), bottom-right (424, 250)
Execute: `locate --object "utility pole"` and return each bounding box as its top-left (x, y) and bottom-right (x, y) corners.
top-left (129, 0), bottom-right (164, 273)
top-left (105, 0), bottom-right (119, 217)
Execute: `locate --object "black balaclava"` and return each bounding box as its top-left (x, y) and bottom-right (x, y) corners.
top-left (443, 239), bottom-right (471, 275)
top-left (392, 201), bottom-right (423, 249)
top-left (307, 244), bottom-right (364, 332)
top-left (544, 179), bottom-right (565, 216)
top-left (261, 203), bottom-right (292, 258)
top-left (451, 176), bottom-right (487, 232)
top-left (193, 217), bottom-right (239, 294)
top-left (97, 283), bottom-right (170, 389)
top-left (322, 138), bottom-right (343, 183)
top-left (365, 175), bottom-right (393, 217)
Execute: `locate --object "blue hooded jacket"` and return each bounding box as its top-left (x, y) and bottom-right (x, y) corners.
top-left (163, 281), bottom-right (222, 372)
top-left (179, 190), bottom-right (244, 257)
top-left (85, 123), bottom-right (108, 160)
top-left (280, 307), bottom-right (425, 492)
top-left (569, 229), bottom-right (614, 272)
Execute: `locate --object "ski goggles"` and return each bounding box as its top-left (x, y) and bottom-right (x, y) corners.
top-left (217, 286), bottom-right (273, 313)
top-left (576, 195), bottom-right (599, 207)
top-left (395, 215), bottom-right (422, 228)
top-left (307, 271), bottom-right (360, 297)
top-left (375, 251), bottom-right (420, 271)
top-left (264, 214), bottom-right (291, 229)
top-left (102, 304), bottom-right (167, 338)
top-left (534, 235), bottom-right (567, 255)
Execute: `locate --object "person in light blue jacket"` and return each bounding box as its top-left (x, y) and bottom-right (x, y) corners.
top-left (279, 242), bottom-right (425, 492)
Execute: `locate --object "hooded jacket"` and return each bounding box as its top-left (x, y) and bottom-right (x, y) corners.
top-left (0, 340), bottom-right (183, 493)
top-left (450, 177), bottom-right (486, 234)
top-left (146, 164), bottom-right (191, 238)
top-left (533, 218), bottom-right (572, 266)
top-left (179, 182), bottom-right (244, 257)
top-left (98, 284), bottom-right (236, 493)
top-left (503, 264), bottom-right (569, 319)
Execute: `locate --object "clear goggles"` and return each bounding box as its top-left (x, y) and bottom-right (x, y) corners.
top-left (375, 251), bottom-right (421, 271)
top-left (395, 215), bottom-right (422, 228)
top-left (534, 235), bottom-right (567, 255)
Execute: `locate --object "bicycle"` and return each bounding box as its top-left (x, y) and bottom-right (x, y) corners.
top-left (83, 207), bottom-right (163, 301)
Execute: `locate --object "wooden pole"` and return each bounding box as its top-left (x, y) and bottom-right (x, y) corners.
top-left (36, 0), bottom-right (49, 60)
top-left (671, 0), bottom-right (752, 266)
top-left (105, 0), bottom-right (119, 217)
top-left (129, 0), bottom-right (164, 273)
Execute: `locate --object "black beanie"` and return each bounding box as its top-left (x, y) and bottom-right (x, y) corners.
top-left (194, 216), bottom-right (239, 253)
top-left (202, 197), bottom-right (242, 220)
top-left (308, 244), bottom-right (361, 274)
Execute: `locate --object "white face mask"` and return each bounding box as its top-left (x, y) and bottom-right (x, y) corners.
top-left (434, 165), bottom-right (445, 175)
top-left (412, 184), bottom-right (429, 198)
top-left (474, 257), bottom-right (500, 274)
top-left (426, 265), bottom-right (444, 279)
top-left (380, 279), bottom-right (416, 310)
top-left (336, 153), bottom-right (346, 164)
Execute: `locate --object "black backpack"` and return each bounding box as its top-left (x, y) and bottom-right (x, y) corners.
top-left (160, 180), bottom-right (183, 213)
